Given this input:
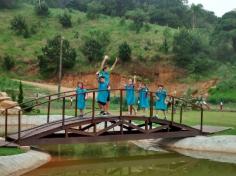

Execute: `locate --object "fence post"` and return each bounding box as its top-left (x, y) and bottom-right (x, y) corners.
top-left (47, 96), bottom-right (51, 123)
top-left (92, 91), bottom-right (95, 120)
top-left (200, 104), bottom-right (204, 133)
top-left (180, 105), bottom-right (183, 124)
top-left (62, 97), bottom-right (65, 127)
top-left (150, 92), bottom-right (153, 117)
top-left (120, 90), bottom-right (123, 117)
top-left (171, 97), bottom-right (174, 124)
top-left (5, 109), bottom-right (8, 141)
top-left (75, 93), bottom-right (78, 117)
top-left (18, 110), bottom-right (21, 141)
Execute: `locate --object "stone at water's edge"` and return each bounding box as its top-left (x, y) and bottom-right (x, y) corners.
top-left (159, 135), bottom-right (236, 154)
top-left (0, 150), bottom-right (51, 176)
top-left (0, 92), bottom-right (21, 115)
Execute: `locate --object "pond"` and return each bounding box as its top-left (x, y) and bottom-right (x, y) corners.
top-left (23, 142), bottom-right (236, 176)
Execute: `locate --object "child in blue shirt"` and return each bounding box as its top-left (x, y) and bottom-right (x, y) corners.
top-left (155, 85), bottom-right (167, 119)
top-left (97, 76), bottom-right (109, 115)
top-left (125, 76), bottom-right (137, 115)
top-left (76, 82), bottom-right (87, 117)
top-left (139, 83), bottom-right (149, 113)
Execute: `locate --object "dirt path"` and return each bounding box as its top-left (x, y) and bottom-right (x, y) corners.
top-left (15, 80), bottom-right (74, 93)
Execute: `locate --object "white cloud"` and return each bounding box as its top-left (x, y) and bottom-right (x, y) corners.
top-left (188, 0), bottom-right (236, 16)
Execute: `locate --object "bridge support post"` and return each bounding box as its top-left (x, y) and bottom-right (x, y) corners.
top-left (92, 91), bottom-right (95, 120)
top-left (62, 97), bottom-right (65, 127)
top-left (171, 97), bottom-right (174, 124)
top-left (180, 106), bottom-right (183, 124)
top-left (18, 110), bottom-right (21, 140)
top-left (120, 90), bottom-right (123, 117)
top-left (75, 93), bottom-right (78, 117)
top-left (47, 96), bottom-right (51, 123)
top-left (150, 92), bottom-right (154, 117)
top-left (5, 109), bottom-right (8, 141)
top-left (200, 105), bottom-right (204, 133)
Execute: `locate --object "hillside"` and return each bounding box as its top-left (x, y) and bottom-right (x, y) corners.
top-left (0, 2), bottom-right (236, 105)
top-left (0, 4), bottom-right (176, 77)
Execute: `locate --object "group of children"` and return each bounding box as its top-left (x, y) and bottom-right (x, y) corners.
top-left (76, 56), bottom-right (168, 119)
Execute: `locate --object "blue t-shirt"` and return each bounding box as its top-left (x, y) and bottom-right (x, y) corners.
top-left (125, 84), bottom-right (136, 105)
top-left (76, 88), bottom-right (87, 110)
top-left (99, 70), bottom-right (110, 84)
top-left (139, 87), bottom-right (149, 108)
top-left (97, 81), bottom-right (109, 103)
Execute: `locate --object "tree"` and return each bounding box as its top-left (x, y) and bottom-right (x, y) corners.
top-left (173, 29), bottom-right (211, 74)
top-left (59, 12), bottom-right (72, 28)
top-left (38, 35), bottom-right (77, 77)
top-left (82, 30), bottom-right (110, 62)
top-left (190, 4), bottom-right (203, 29)
top-left (86, 1), bottom-right (105, 19)
top-left (118, 42), bottom-right (132, 62)
top-left (10, 15), bottom-right (30, 38)
top-left (211, 11), bottom-right (236, 62)
top-left (35, 0), bottom-right (50, 16)
top-left (18, 81), bottom-right (24, 105)
top-left (0, 0), bottom-right (18, 8)
top-left (2, 55), bottom-right (15, 70)
top-left (160, 28), bottom-right (171, 54)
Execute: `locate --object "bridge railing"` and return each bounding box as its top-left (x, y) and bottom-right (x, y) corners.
top-left (4, 89), bottom-right (204, 141)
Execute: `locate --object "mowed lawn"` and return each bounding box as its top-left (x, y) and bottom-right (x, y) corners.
top-left (170, 111), bottom-right (236, 135)
top-left (0, 147), bottom-right (24, 156)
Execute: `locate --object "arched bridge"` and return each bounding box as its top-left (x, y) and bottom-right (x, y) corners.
top-left (4, 89), bottom-right (204, 146)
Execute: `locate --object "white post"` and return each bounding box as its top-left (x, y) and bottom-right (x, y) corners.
top-left (58, 36), bottom-right (64, 97)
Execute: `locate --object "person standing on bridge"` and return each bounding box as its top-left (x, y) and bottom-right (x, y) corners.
top-left (76, 82), bottom-right (87, 117)
top-left (125, 76), bottom-right (137, 115)
top-left (97, 76), bottom-right (109, 115)
top-left (97, 55), bottom-right (119, 114)
top-left (155, 85), bottom-right (167, 119)
top-left (138, 83), bottom-right (149, 113)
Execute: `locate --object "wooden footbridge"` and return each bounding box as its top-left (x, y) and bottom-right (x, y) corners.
top-left (4, 89), bottom-right (204, 146)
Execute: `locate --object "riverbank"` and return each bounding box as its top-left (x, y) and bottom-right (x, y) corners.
top-left (0, 150), bottom-right (51, 176)
top-left (133, 135), bottom-right (236, 164)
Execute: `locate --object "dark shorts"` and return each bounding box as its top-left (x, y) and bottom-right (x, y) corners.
top-left (107, 91), bottom-right (110, 101)
top-left (98, 101), bottom-right (106, 106)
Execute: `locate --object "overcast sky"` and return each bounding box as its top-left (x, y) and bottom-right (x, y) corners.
top-left (188, 0), bottom-right (236, 17)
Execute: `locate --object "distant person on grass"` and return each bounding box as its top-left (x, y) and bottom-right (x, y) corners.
top-left (155, 85), bottom-right (168, 119)
top-left (76, 82), bottom-right (87, 117)
top-left (97, 55), bottom-right (119, 114)
top-left (97, 76), bottom-right (109, 116)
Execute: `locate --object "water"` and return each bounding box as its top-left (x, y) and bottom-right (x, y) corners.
top-left (23, 142), bottom-right (236, 176)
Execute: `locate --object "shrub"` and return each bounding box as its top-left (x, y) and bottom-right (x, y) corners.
top-left (2, 55), bottom-right (15, 70)
top-left (59, 12), bottom-right (72, 28)
top-left (18, 81), bottom-right (24, 105)
top-left (10, 15), bottom-right (30, 38)
top-left (118, 42), bottom-right (132, 62)
top-left (35, 1), bottom-right (50, 16)
top-left (38, 35), bottom-right (77, 77)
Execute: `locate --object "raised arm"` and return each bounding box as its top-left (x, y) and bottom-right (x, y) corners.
top-left (133, 75), bottom-right (137, 85)
top-left (110, 57), bottom-right (119, 71)
top-left (100, 55), bottom-right (109, 70)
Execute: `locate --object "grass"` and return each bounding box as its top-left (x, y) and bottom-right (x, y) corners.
top-left (0, 147), bottom-right (24, 156)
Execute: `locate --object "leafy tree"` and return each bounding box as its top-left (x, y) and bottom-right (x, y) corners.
top-left (0, 0), bottom-right (18, 8)
top-left (35, 0), bottom-right (50, 16)
top-left (190, 4), bottom-right (203, 29)
top-left (2, 55), bottom-right (15, 70)
top-left (160, 28), bottom-right (171, 54)
top-left (10, 15), bottom-right (30, 38)
top-left (59, 12), bottom-right (72, 28)
top-left (18, 81), bottom-right (24, 105)
top-left (82, 30), bottom-right (110, 62)
top-left (173, 29), bottom-right (211, 74)
top-left (86, 1), bottom-right (104, 19)
top-left (38, 35), bottom-right (77, 77)
top-left (211, 11), bottom-right (236, 62)
top-left (118, 42), bottom-right (132, 62)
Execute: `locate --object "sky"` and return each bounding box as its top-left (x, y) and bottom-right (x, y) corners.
top-left (188, 0), bottom-right (236, 17)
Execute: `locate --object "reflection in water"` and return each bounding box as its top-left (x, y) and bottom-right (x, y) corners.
top-left (24, 142), bottom-right (236, 176)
